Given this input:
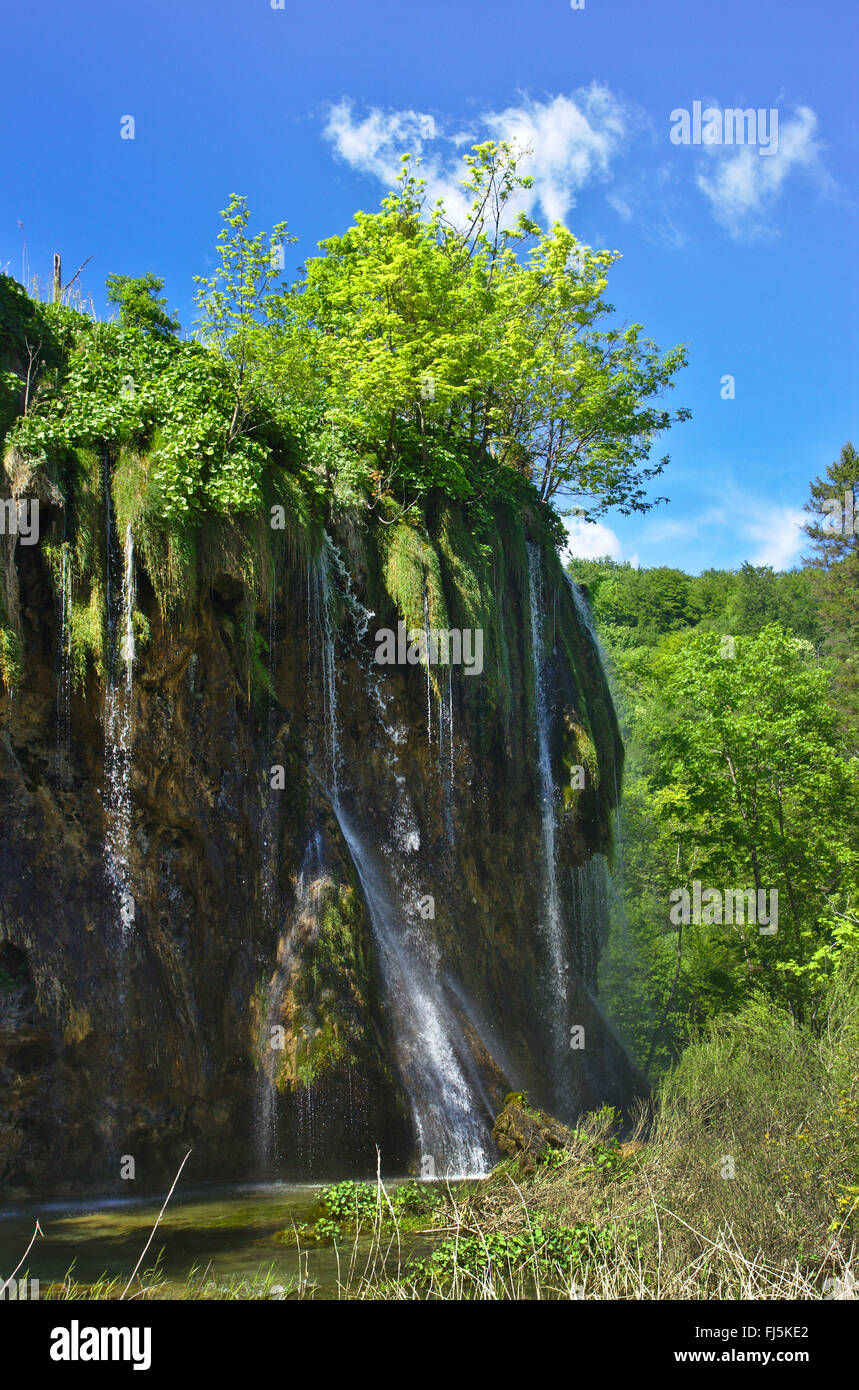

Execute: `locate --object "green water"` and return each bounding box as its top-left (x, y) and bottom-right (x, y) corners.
top-left (0, 1181), bottom-right (435, 1298)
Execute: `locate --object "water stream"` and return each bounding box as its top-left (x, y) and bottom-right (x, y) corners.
top-left (103, 518), bottom-right (136, 949)
top-left (307, 537), bottom-right (491, 1177)
top-left (527, 545), bottom-right (569, 1101)
top-left (56, 542), bottom-right (72, 779)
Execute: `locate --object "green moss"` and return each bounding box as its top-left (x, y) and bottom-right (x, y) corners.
top-left (381, 516), bottom-right (450, 636)
top-left (70, 587), bottom-right (106, 689)
top-left (294, 1014), bottom-right (347, 1088)
top-left (0, 624), bottom-right (23, 688)
top-left (268, 878), bottom-right (383, 1093)
top-left (562, 720), bottom-right (599, 816)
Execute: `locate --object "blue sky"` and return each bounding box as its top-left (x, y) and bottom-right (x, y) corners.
top-left (2, 0), bottom-right (856, 573)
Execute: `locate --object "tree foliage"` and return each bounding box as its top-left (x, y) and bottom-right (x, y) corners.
top-left (105, 272), bottom-right (180, 338)
top-left (579, 548), bottom-right (858, 1075)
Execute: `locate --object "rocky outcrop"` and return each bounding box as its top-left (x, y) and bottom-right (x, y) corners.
top-left (491, 1093), bottom-right (573, 1172)
top-left (0, 489), bottom-right (642, 1194)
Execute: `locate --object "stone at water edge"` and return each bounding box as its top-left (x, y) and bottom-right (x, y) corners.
top-left (491, 1092), bottom-right (572, 1173)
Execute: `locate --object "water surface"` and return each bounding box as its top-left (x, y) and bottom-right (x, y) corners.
top-left (0, 1180), bottom-right (434, 1298)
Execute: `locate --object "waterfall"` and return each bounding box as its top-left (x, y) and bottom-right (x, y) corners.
top-left (528, 543), bottom-right (578, 1114)
top-left (260, 564), bottom-right (279, 930)
top-left (121, 524), bottom-right (135, 683)
top-left (56, 543), bottom-right (72, 778)
top-left (423, 589), bottom-right (432, 749)
top-left (333, 803), bottom-right (491, 1176)
top-left (565, 571), bottom-right (599, 649)
top-left (569, 853), bottom-right (610, 989)
top-left (308, 534), bottom-right (491, 1177)
top-left (448, 665), bottom-right (454, 780)
top-left (255, 829), bottom-right (324, 1172)
top-left (565, 574), bottom-right (624, 862)
top-left (527, 545), bottom-right (566, 997)
top-left (307, 536), bottom-right (342, 802)
top-left (563, 575), bottom-right (647, 1049)
top-left (104, 521), bottom-right (136, 947)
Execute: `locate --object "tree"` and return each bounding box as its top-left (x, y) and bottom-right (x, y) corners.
top-left (265, 144), bottom-right (689, 522)
top-left (621, 626), bottom-right (857, 1027)
top-left (492, 233), bottom-right (690, 514)
top-left (105, 272), bottom-right (179, 337)
top-left (803, 440), bottom-right (859, 723)
top-left (194, 195), bottom-right (293, 447)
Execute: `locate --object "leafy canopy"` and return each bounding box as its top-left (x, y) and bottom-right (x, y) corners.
top-left (105, 272), bottom-right (180, 338)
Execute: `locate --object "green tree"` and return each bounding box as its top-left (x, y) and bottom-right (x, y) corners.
top-left (193, 194), bottom-right (293, 447)
top-left (270, 143), bottom-right (689, 522)
top-left (803, 440), bottom-right (859, 723)
top-left (105, 272), bottom-right (179, 337)
top-left (621, 626), bottom-right (857, 1030)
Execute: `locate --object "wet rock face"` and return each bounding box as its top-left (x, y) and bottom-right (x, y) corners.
top-left (0, 528), bottom-right (640, 1195)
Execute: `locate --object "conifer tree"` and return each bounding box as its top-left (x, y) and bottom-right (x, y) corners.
top-left (803, 440), bottom-right (859, 726)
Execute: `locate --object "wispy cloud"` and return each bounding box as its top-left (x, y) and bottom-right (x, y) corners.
top-left (744, 505), bottom-right (806, 568)
top-left (322, 86), bottom-right (629, 228)
top-left (638, 479), bottom-right (807, 570)
top-left (695, 105), bottom-right (825, 239)
top-left (322, 93), bottom-right (830, 247)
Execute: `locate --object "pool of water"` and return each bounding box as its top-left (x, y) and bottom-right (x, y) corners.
top-left (0, 1180), bottom-right (435, 1298)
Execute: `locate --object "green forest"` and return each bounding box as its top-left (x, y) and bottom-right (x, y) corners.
top-left (568, 503), bottom-right (858, 1078)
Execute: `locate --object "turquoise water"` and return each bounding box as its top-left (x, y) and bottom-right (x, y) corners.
top-left (0, 1181), bottom-right (434, 1298)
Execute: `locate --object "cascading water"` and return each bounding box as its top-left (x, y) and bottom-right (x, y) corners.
top-left (564, 571), bottom-right (598, 648)
top-left (56, 542), bottom-right (72, 779)
top-left (527, 545), bottom-right (566, 997)
top-left (423, 589), bottom-right (433, 749)
top-left (569, 853), bottom-right (610, 990)
top-left (260, 564), bottom-right (279, 930)
top-left (104, 519), bottom-right (136, 948)
top-left (307, 536), bottom-right (342, 802)
top-left (565, 572), bottom-right (626, 888)
top-left (307, 535), bottom-right (490, 1177)
top-left (527, 543), bottom-right (577, 1113)
top-left (333, 803), bottom-right (491, 1176)
top-left (566, 576), bottom-right (624, 860)
top-left (255, 829), bottom-right (325, 1170)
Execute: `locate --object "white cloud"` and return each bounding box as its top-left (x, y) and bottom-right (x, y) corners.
top-left (323, 100), bottom-right (433, 186)
top-left (322, 86), bottom-right (629, 229)
top-left (695, 105), bottom-right (823, 238)
top-left (483, 87), bottom-right (627, 224)
top-left (744, 506), bottom-right (806, 569)
top-left (637, 481), bottom-right (807, 571)
top-left (563, 515), bottom-right (628, 563)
